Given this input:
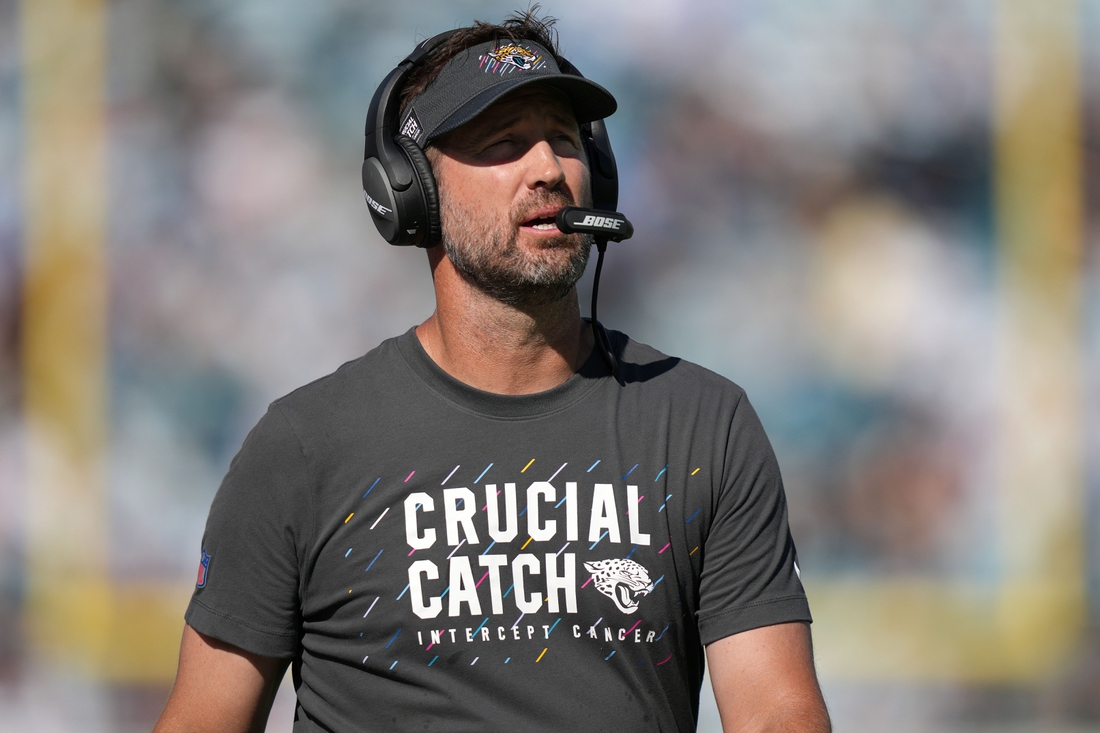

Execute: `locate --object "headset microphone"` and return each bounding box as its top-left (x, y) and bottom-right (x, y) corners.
top-left (556, 207), bottom-right (634, 379)
top-left (555, 207), bottom-right (633, 242)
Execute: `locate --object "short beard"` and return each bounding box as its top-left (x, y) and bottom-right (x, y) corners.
top-left (440, 187), bottom-right (594, 308)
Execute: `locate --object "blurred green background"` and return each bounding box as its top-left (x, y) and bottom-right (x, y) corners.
top-left (1, 0), bottom-right (1099, 730)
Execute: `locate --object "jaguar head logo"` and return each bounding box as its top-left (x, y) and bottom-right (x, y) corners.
top-left (487, 44), bottom-right (540, 70)
top-left (584, 559), bottom-right (655, 615)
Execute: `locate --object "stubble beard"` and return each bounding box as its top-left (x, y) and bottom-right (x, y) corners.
top-left (439, 187), bottom-right (594, 308)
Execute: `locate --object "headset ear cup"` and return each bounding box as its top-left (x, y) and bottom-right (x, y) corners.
top-left (582, 120), bottom-right (618, 212)
top-left (395, 135), bottom-right (442, 247)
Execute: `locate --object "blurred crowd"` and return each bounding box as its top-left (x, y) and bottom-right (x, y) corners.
top-left (0, 0), bottom-right (1098, 730)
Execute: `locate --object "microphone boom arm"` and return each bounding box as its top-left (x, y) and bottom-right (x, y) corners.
top-left (555, 207), bottom-right (634, 379)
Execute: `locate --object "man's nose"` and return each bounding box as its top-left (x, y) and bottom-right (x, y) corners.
top-left (523, 139), bottom-right (566, 190)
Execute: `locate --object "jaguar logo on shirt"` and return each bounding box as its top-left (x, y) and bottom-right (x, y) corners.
top-left (584, 558), bottom-right (655, 614)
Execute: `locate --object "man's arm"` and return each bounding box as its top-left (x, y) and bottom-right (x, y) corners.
top-left (153, 624), bottom-right (289, 733)
top-left (705, 621), bottom-right (830, 733)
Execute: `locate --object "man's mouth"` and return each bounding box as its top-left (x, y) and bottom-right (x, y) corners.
top-left (524, 216), bottom-right (558, 231)
top-left (519, 205), bottom-right (565, 232)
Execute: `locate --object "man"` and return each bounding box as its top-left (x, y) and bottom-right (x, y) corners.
top-left (155, 11), bottom-right (830, 733)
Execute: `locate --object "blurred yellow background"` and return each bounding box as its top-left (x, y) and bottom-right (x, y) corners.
top-left (2, 0), bottom-right (1098, 730)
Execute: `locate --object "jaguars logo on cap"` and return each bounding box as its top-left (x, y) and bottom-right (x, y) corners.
top-left (483, 44), bottom-right (544, 72)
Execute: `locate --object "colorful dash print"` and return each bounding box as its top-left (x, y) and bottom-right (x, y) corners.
top-left (370, 507), bottom-right (390, 529)
top-left (364, 549), bottom-right (383, 572)
top-left (447, 539), bottom-right (466, 559)
top-left (482, 489), bottom-right (501, 512)
top-left (363, 477), bottom-right (380, 498)
top-left (474, 463), bottom-right (494, 483)
top-left (546, 462), bottom-right (567, 482)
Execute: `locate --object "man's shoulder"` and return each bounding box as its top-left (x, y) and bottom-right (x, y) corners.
top-left (267, 329), bottom-right (414, 422)
top-left (613, 329), bottom-right (747, 402)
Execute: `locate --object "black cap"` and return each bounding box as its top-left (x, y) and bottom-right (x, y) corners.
top-left (397, 39), bottom-right (617, 146)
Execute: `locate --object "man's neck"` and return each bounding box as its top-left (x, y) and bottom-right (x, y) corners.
top-left (416, 252), bottom-right (595, 395)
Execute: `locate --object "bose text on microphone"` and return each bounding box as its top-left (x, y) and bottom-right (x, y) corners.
top-left (555, 207), bottom-right (634, 242)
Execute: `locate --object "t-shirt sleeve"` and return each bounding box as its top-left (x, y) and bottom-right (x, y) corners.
top-left (185, 404), bottom-right (312, 658)
top-left (696, 391), bottom-right (811, 645)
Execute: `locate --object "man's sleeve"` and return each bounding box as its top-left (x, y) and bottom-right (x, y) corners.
top-left (696, 391), bottom-right (811, 645)
top-left (184, 404), bottom-right (312, 658)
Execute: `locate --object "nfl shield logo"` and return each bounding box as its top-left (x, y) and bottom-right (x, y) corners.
top-left (196, 548), bottom-right (211, 588)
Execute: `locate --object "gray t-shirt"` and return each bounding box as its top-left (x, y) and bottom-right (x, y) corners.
top-left (186, 327), bottom-right (810, 732)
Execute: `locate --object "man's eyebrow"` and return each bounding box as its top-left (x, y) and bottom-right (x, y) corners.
top-left (469, 106), bottom-right (579, 142)
top-left (470, 112), bottom-right (525, 140)
top-left (543, 108), bottom-right (580, 130)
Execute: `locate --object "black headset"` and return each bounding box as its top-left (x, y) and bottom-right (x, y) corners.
top-left (362, 30), bottom-right (621, 248)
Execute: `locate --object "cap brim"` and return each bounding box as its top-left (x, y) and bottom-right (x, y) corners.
top-left (427, 75), bottom-right (617, 142)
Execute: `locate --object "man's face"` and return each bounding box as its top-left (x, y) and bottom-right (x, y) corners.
top-left (431, 85), bottom-right (593, 307)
